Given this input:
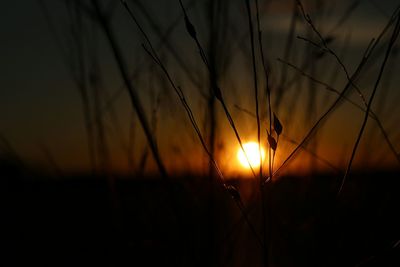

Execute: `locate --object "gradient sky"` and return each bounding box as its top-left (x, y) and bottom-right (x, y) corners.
top-left (1, 0), bottom-right (400, 176)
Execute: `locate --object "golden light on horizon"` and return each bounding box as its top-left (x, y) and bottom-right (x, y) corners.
top-left (237, 142), bottom-right (265, 169)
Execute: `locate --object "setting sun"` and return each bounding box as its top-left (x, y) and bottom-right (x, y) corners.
top-left (237, 142), bottom-right (265, 169)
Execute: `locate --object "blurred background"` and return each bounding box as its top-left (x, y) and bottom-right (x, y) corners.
top-left (1, 1), bottom-right (400, 266)
top-left (1, 0), bottom-right (400, 177)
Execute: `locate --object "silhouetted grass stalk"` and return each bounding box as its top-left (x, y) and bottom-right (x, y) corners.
top-left (274, 0), bottom-right (298, 109)
top-left (269, 1), bottom-right (400, 180)
top-left (278, 58), bottom-right (400, 165)
top-left (120, 0), bottom-right (264, 248)
top-left (339, 13), bottom-right (400, 194)
top-left (253, 0), bottom-right (273, 264)
top-left (243, 0), bottom-right (262, 181)
top-left (92, 0), bottom-right (168, 179)
top-left (296, 0), bottom-right (400, 188)
top-left (178, 0), bottom-right (258, 179)
top-left (296, 0), bottom-right (368, 107)
top-left (234, 104), bottom-right (341, 173)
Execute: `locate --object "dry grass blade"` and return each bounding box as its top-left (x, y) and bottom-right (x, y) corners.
top-left (132, 0), bottom-right (203, 89)
top-left (92, 0), bottom-right (168, 179)
top-left (296, 0), bottom-right (368, 106)
top-left (255, 0), bottom-right (273, 180)
top-left (278, 58), bottom-right (400, 165)
top-left (269, 3), bottom-right (400, 180)
top-left (178, 0), bottom-right (258, 179)
top-left (235, 105), bottom-right (341, 173)
top-left (254, 0), bottom-right (273, 264)
top-left (244, 0), bottom-right (262, 180)
top-left (270, 40), bottom-right (374, 179)
top-left (338, 13), bottom-right (400, 195)
top-left (275, 0), bottom-right (298, 109)
top-left (121, 0), bottom-right (264, 248)
top-left (120, 0), bottom-right (223, 182)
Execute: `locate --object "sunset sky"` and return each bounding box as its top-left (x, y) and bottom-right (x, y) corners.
top-left (1, 0), bottom-right (399, 176)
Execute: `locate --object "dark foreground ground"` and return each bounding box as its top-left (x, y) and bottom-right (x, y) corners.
top-left (1, 161), bottom-right (400, 267)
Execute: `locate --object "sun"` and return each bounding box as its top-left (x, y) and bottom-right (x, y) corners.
top-left (237, 142), bottom-right (265, 169)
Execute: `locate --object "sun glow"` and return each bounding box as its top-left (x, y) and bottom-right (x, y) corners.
top-left (237, 142), bottom-right (265, 169)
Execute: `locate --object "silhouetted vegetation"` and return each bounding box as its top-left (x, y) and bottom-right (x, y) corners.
top-left (2, 0), bottom-right (400, 266)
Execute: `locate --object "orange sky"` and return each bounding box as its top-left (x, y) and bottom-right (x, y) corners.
top-left (1, 0), bottom-right (400, 177)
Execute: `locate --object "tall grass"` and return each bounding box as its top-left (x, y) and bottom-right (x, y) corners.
top-left (37, 0), bottom-right (400, 266)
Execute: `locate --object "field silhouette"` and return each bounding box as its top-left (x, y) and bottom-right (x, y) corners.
top-left (1, 0), bottom-right (400, 266)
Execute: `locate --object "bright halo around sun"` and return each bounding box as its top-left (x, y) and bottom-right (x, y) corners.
top-left (237, 142), bottom-right (265, 169)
